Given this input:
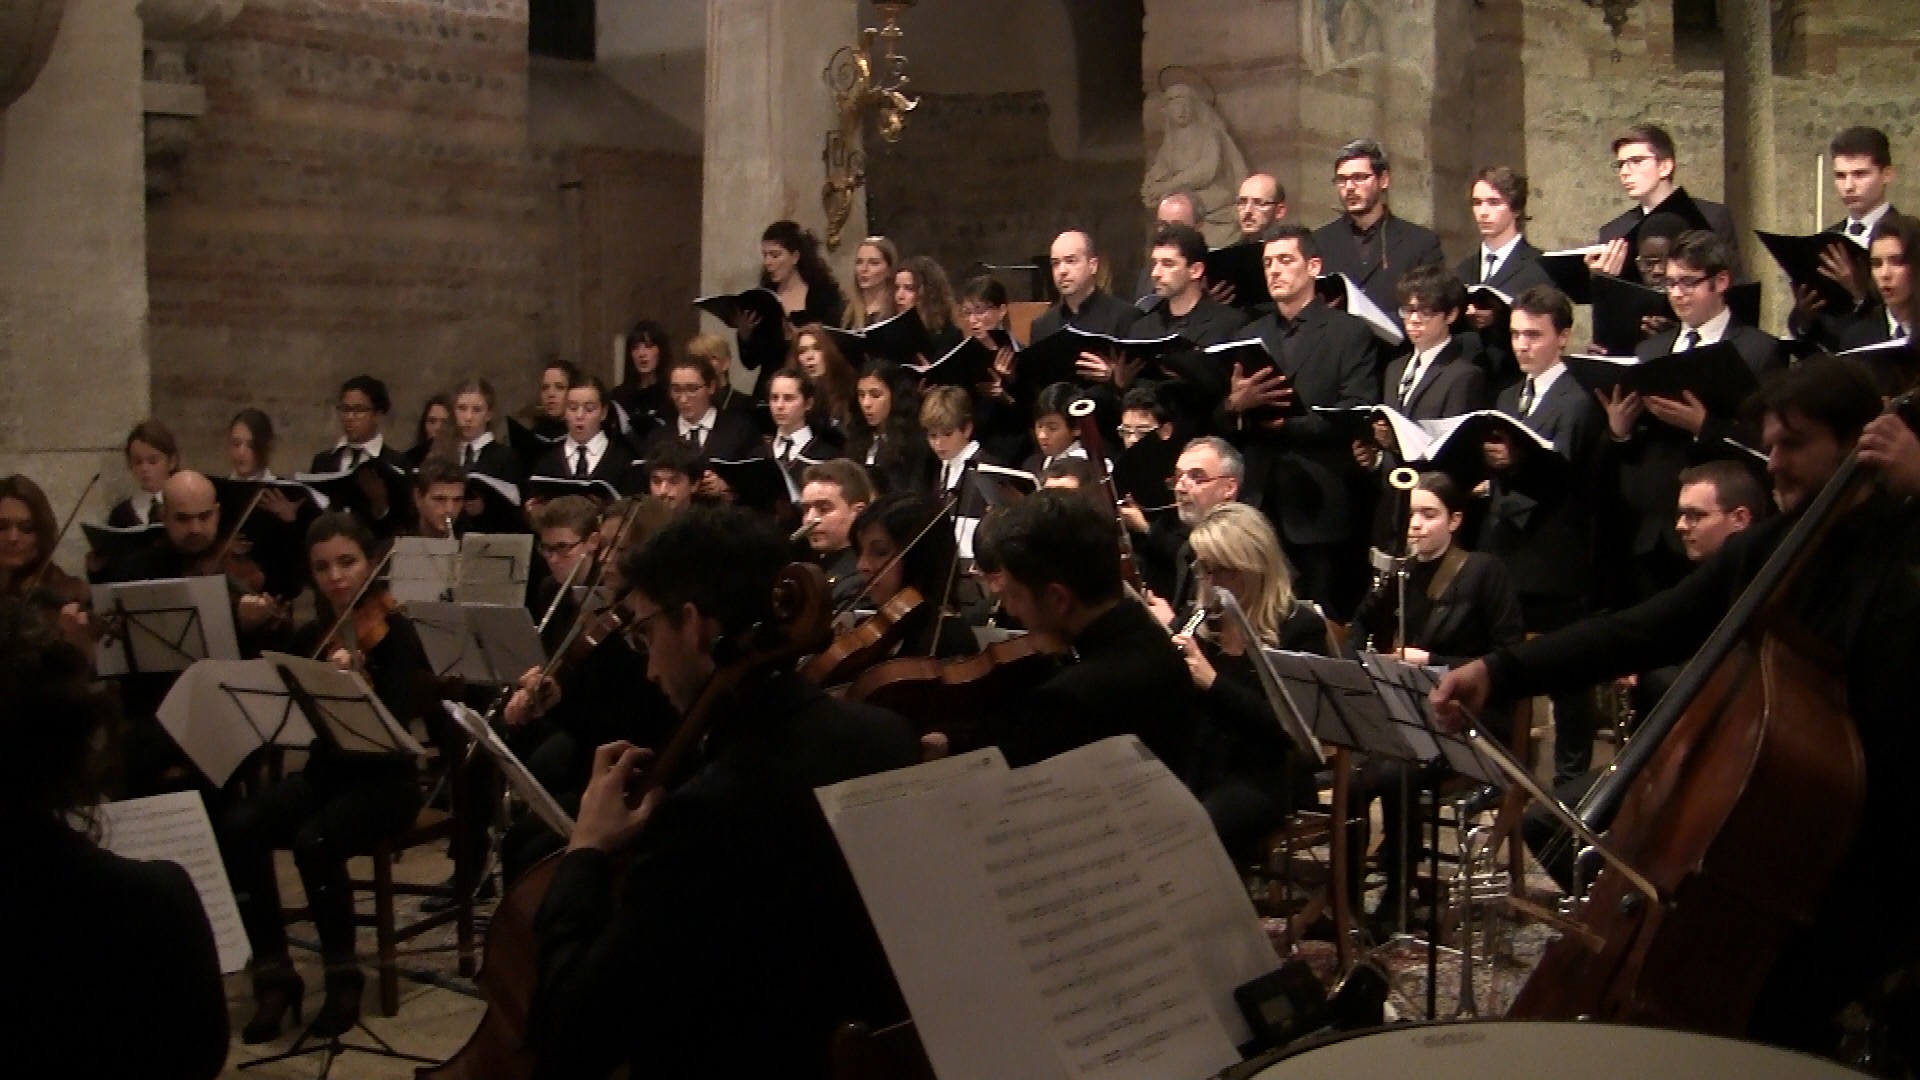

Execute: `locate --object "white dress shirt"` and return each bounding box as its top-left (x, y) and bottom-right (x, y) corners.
top-left (1398, 340), bottom-right (1449, 407)
top-left (938, 441), bottom-right (981, 492)
top-left (331, 433), bottom-right (386, 469)
top-left (1844, 201), bottom-right (1892, 248)
top-left (1677, 306), bottom-right (1733, 350)
top-left (563, 431), bottom-right (610, 476)
top-left (1480, 233), bottom-right (1524, 282)
top-left (677, 406), bottom-right (719, 448)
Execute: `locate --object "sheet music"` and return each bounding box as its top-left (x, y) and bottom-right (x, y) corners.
top-left (454, 533), bottom-right (533, 606)
top-left (389, 536), bottom-right (460, 604)
top-left (95, 792), bottom-right (251, 973)
top-left (829, 737), bottom-right (1245, 1080)
top-left (156, 658), bottom-right (319, 786)
top-left (93, 576), bottom-right (240, 676)
top-left (259, 653), bottom-right (426, 757)
top-left (444, 702), bottom-right (572, 835)
top-left (409, 601), bottom-right (545, 685)
top-left (814, 747), bottom-right (1006, 825)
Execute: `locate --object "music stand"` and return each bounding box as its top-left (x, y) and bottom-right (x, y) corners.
top-left (408, 602), bottom-right (546, 688)
top-left (444, 702), bottom-right (574, 837)
top-left (388, 536), bottom-right (460, 605)
top-left (93, 576), bottom-right (241, 677)
top-left (451, 533), bottom-right (533, 607)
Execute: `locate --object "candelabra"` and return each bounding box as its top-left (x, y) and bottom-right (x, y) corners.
top-left (822, 1), bottom-right (919, 251)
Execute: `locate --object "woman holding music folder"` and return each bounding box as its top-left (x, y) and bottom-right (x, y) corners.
top-left (1169, 502), bottom-right (1332, 865)
top-left (219, 511), bottom-right (432, 1044)
top-left (4, 596), bottom-right (229, 1079)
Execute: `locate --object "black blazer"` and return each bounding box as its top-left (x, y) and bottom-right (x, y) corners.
top-left (13, 820), bottom-right (229, 1080)
top-left (533, 438), bottom-right (638, 488)
top-left (1029, 289), bottom-right (1141, 341)
top-left (1229, 299), bottom-right (1383, 546)
top-left (641, 407), bottom-right (763, 467)
top-left (106, 496), bottom-right (156, 529)
top-left (1838, 306), bottom-right (1902, 351)
top-left (308, 442), bottom-right (411, 477)
top-left (1384, 339), bottom-right (1491, 419)
top-left (1597, 188), bottom-right (1744, 281)
top-left (774, 426), bottom-right (848, 492)
top-left (459, 439), bottom-right (526, 487)
top-left (986, 600), bottom-right (1197, 776)
top-left (1129, 295), bottom-right (1250, 349)
top-left (1455, 238), bottom-right (1553, 295)
top-left (1350, 549), bottom-right (1525, 668)
top-left (531, 672), bottom-right (919, 1080)
top-left (1312, 212), bottom-right (1448, 319)
top-left (1481, 370), bottom-right (1602, 614)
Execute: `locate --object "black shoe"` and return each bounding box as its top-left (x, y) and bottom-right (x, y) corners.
top-left (241, 966), bottom-right (305, 1044)
top-left (420, 872), bottom-right (495, 914)
top-left (308, 968), bottom-right (364, 1040)
top-left (1457, 784), bottom-right (1502, 818)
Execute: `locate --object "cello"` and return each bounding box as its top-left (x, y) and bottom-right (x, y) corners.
top-left (421, 561), bottom-right (834, 1080)
top-left (1496, 401), bottom-right (1917, 1032)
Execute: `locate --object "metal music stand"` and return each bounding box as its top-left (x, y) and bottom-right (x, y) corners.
top-left (93, 576), bottom-right (241, 677)
top-left (408, 601), bottom-right (547, 688)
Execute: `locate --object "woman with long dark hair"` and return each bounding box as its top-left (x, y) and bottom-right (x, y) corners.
top-left (895, 255), bottom-right (963, 359)
top-left (0, 474), bottom-right (88, 608)
top-left (846, 360), bottom-right (930, 495)
top-left (405, 393), bottom-right (453, 467)
top-left (850, 492), bottom-right (977, 659)
top-left (613, 319), bottom-right (674, 431)
top-left (739, 221), bottom-right (847, 398)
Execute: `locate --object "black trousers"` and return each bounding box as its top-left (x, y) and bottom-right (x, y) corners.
top-left (221, 762), bottom-right (421, 976)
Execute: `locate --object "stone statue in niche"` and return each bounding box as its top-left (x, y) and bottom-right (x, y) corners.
top-left (1302, 0), bottom-right (1385, 76)
top-left (1140, 73), bottom-right (1249, 249)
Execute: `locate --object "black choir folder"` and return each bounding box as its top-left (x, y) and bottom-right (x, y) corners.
top-left (1565, 342), bottom-right (1760, 419)
top-left (818, 738), bottom-right (1276, 1080)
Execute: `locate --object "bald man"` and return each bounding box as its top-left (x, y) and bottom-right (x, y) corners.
top-left (1236, 173), bottom-right (1287, 241)
top-left (98, 471), bottom-right (221, 584)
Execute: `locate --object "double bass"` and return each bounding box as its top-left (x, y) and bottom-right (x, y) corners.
top-left (1497, 402), bottom-right (1915, 1031)
top-left (423, 562), bottom-right (834, 1080)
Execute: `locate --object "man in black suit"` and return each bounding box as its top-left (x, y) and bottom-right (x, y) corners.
top-left (1385, 265), bottom-right (1490, 418)
top-left (1438, 358), bottom-right (1920, 1059)
top-left (533, 374), bottom-right (637, 492)
top-left (1589, 122), bottom-right (1744, 283)
top-left (1225, 223), bottom-right (1382, 619)
top-left (1458, 165), bottom-right (1552, 393)
top-left (975, 490), bottom-right (1196, 775)
top-left (796, 459), bottom-right (873, 609)
top-left (1479, 286), bottom-right (1606, 784)
top-left (1129, 223), bottom-right (1250, 348)
top-left (1312, 138), bottom-right (1446, 324)
top-left (1029, 229), bottom-right (1141, 341)
top-left (1790, 127), bottom-right (1900, 352)
top-left (1601, 231), bottom-right (1786, 605)
top-left (531, 508), bottom-right (919, 1080)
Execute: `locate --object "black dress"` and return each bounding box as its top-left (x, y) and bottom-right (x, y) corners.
top-left (9, 814), bottom-right (229, 1079)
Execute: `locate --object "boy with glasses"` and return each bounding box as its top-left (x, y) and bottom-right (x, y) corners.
top-left (1588, 123), bottom-right (1743, 282)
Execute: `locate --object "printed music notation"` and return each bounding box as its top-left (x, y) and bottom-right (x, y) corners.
top-left (95, 791), bottom-right (251, 974)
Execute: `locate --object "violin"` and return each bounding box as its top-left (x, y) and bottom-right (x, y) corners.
top-left (311, 547), bottom-right (399, 665)
top-left (846, 630), bottom-right (1069, 748)
top-left (801, 587), bottom-right (925, 687)
top-left (424, 562), bottom-right (834, 1080)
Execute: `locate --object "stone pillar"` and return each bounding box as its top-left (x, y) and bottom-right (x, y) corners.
top-left (0, 0), bottom-right (146, 552)
top-left (699, 0), bottom-right (862, 390)
top-left (1723, 0), bottom-right (1776, 323)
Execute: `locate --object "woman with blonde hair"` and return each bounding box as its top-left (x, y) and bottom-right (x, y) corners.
top-left (844, 236), bottom-right (900, 329)
top-left (1171, 501), bottom-right (1330, 864)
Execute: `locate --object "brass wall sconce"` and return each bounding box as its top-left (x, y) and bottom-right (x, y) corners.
top-left (822, 0), bottom-right (919, 250)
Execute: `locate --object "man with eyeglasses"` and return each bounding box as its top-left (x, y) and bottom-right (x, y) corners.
top-left (529, 507), bottom-right (918, 1080)
top-left (1598, 230), bottom-right (1784, 605)
top-left (1141, 437), bottom-right (1244, 628)
top-left (1311, 138), bottom-right (1445, 324)
top-left (1235, 173), bottom-right (1287, 242)
top-left (1588, 123), bottom-right (1743, 283)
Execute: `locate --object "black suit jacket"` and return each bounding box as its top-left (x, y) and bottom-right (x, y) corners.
top-left (1029, 289), bottom-right (1142, 341)
top-left (1456, 238), bottom-right (1553, 295)
top-left (106, 497), bottom-right (152, 529)
top-left (14, 820), bottom-right (229, 1080)
top-left (308, 442), bottom-right (411, 477)
top-left (533, 439), bottom-right (638, 489)
top-left (1312, 212), bottom-right (1447, 319)
top-left (532, 672), bottom-right (918, 1080)
top-left (1384, 339), bottom-right (1491, 420)
top-left (1481, 370), bottom-right (1602, 617)
top-left (1837, 306), bottom-right (1902, 351)
top-left (1228, 299), bottom-right (1382, 546)
top-left (1597, 188), bottom-right (1744, 281)
top-left (647, 408), bottom-right (764, 465)
top-left (1351, 549), bottom-right (1525, 669)
top-left (988, 600), bottom-right (1197, 776)
top-left (459, 439), bottom-right (526, 487)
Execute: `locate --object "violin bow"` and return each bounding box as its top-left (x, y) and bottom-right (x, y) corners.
top-left (830, 490), bottom-right (960, 620)
top-left (310, 545), bottom-right (397, 661)
top-left (204, 486), bottom-right (268, 578)
top-left (24, 471), bottom-right (101, 594)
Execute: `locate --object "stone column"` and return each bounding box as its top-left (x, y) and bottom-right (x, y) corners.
top-left (1723, 0), bottom-right (1776, 324)
top-left (700, 0), bottom-right (862, 390)
top-left (0, 0), bottom-right (145, 554)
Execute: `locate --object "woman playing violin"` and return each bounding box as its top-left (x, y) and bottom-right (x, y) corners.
top-left (850, 492), bottom-right (978, 661)
top-left (0, 474), bottom-right (89, 611)
top-left (219, 511), bottom-right (432, 1045)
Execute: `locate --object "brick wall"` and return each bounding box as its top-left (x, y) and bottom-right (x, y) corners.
top-left (146, 0), bottom-right (556, 472)
top-left (866, 91), bottom-right (1147, 307)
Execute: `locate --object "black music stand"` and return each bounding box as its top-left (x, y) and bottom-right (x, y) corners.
top-left (409, 601), bottom-right (546, 688)
top-left (233, 657), bottom-right (431, 1077)
top-left (93, 576), bottom-right (241, 677)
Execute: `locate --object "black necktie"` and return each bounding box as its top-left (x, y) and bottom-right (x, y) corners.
top-left (463, 444), bottom-right (477, 467)
top-left (346, 446), bottom-right (363, 470)
top-left (686, 425), bottom-right (705, 448)
top-left (1518, 376), bottom-right (1537, 415)
top-left (1398, 356), bottom-right (1421, 406)
top-left (1679, 330), bottom-right (1700, 352)
top-left (1484, 252), bottom-right (1498, 281)
top-left (1848, 221), bottom-right (1867, 238)
top-left (573, 446), bottom-right (589, 478)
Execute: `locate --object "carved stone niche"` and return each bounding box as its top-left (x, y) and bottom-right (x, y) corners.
top-left (138, 0), bottom-right (242, 197)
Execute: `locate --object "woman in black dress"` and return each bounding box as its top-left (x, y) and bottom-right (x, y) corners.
top-left (846, 360), bottom-right (930, 495)
top-left (220, 512), bottom-right (432, 1042)
top-left (612, 319), bottom-right (673, 432)
top-left (741, 220), bottom-right (846, 398)
top-left (895, 254), bottom-right (964, 360)
top-left (404, 393), bottom-right (452, 467)
top-left (850, 492), bottom-right (978, 661)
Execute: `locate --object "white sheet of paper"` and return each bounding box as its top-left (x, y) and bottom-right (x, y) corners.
top-left (156, 658), bottom-right (318, 786)
top-left (95, 792), bottom-right (251, 973)
top-left (389, 536), bottom-right (461, 605)
top-left (93, 576), bottom-right (241, 676)
top-left (814, 747), bottom-right (1007, 826)
top-left (954, 516), bottom-right (981, 561)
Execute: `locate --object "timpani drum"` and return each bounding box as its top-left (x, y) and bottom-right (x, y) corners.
top-left (1242, 1021), bottom-right (1867, 1079)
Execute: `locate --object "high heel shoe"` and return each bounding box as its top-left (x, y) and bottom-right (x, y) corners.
top-left (241, 967), bottom-right (305, 1044)
top-left (308, 968), bottom-right (365, 1040)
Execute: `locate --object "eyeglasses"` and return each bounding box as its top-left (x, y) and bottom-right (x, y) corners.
top-left (667, 384), bottom-right (707, 398)
top-left (617, 606), bottom-right (668, 654)
top-left (1614, 154), bottom-right (1655, 171)
top-left (1333, 172), bottom-right (1376, 188)
top-left (1117, 424), bottom-right (1159, 439)
top-left (1397, 307), bottom-right (1446, 322)
top-left (1168, 469), bottom-right (1228, 488)
top-left (1235, 197), bottom-right (1279, 208)
top-left (958, 305), bottom-right (999, 319)
top-left (1665, 274), bottom-right (1712, 293)
top-left (539, 539), bottom-right (584, 558)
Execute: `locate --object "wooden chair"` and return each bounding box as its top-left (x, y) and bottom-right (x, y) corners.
top-left (349, 804), bottom-right (477, 1015)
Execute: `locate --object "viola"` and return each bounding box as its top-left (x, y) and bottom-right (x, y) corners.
top-left (424, 562), bottom-right (833, 1080)
top-left (321, 586), bottom-right (396, 661)
top-left (846, 630), bottom-right (1069, 747)
top-left (801, 587), bottom-right (925, 687)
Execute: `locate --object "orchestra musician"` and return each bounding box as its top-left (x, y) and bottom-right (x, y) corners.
top-left (1433, 357), bottom-right (1920, 1056)
top-left (529, 508), bottom-right (918, 1078)
top-left (796, 459), bottom-right (873, 609)
top-left (850, 492), bottom-right (978, 660)
top-left (0, 473), bottom-right (89, 609)
top-left (1171, 502), bottom-right (1332, 865)
top-left (218, 511), bottom-right (433, 1043)
top-left (5, 598), bottom-right (229, 1080)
